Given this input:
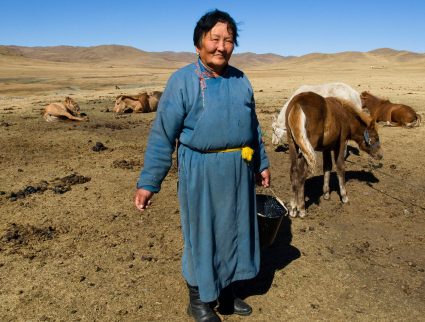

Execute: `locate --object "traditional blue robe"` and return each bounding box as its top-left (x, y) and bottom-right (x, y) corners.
top-left (137, 58), bottom-right (269, 302)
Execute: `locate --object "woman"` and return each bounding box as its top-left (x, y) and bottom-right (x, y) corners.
top-left (134, 9), bottom-right (270, 322)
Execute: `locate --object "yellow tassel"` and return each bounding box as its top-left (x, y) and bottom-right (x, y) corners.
top-left (241, 146), bottom-right (254, 162)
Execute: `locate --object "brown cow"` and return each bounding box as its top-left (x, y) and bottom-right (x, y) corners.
top-left (43, 97), bottom-right (88, 122)
top-left (361, 91), bottom-right (421, 127)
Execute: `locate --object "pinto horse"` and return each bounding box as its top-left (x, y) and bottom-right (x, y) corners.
top-left (272, 82), bottom-right (362, 146)
top-left (361, 91), bottom-right (421, 127)
top-left (286, 92), bottom-right (383, 218)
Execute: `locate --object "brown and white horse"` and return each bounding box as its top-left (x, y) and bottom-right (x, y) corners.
top-left (272, 82), bottom-right (362, 146)
top-left (286, 92), bottom-right (383, 218)
top-left (361, 91), bottom-right (421, 127)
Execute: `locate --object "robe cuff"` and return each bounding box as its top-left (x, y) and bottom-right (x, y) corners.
top-left (136, 184), bottom-right (160, 193)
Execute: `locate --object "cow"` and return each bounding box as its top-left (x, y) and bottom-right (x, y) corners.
top-left (360, 91), bottom-right (421, 127)
top-left (43, 97), bottom-right (88, 122)
top-left (272, 82), bottom-right (362, 146)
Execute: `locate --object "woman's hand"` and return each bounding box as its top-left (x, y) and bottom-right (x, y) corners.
top-left (134, 188), bottom-right (154, 211)
top-left (256, 169), bottom-right (271, 188)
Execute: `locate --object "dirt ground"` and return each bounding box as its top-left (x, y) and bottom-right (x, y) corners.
top-left (0, 58), bottom-right (424, 321)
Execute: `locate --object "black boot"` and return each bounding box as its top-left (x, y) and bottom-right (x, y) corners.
top-left (217, 284), bottom-right (252, 316)
top-left (186, 283), bottom-right (221, 322)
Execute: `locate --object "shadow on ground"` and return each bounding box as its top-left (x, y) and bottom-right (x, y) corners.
top-left (236, 215), bottom-right (301, 298)
top-left (304, 170), bottom-right (379, 208)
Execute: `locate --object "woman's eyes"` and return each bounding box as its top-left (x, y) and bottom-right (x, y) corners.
top-left (210, 37), bottom-right (233, 44)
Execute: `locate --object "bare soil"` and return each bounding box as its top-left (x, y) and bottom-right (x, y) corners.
top-left (0, 59), bottom-right (424, 321)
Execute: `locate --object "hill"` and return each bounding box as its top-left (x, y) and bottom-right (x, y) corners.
top-left (1, 45), bottom-right (423, 68)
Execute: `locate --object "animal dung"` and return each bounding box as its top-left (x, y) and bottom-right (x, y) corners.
top-left (92, 142), bottom-right (108, 152)
top-left (7, 174), bottom-right (91, 201)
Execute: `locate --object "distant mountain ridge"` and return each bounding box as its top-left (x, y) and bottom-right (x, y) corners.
top-left (0, 45), bottom-right (424, 68)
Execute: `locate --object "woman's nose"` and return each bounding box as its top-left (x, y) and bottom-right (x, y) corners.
top-left (217, 40), bottom-right (225, 51)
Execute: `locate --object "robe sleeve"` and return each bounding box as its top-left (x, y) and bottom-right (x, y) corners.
top-left (136, 73), bottom-right (186, 191)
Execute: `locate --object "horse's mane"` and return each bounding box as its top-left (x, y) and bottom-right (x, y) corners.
top-left (119, 95), bottom-right (146, 101)
top-left (362, 91), bottom-right (390, 104)
top-left (339, 98), bottom-right (372, 126)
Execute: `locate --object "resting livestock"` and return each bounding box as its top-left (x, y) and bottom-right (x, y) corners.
top-left (114, 91), bottom-right (162, 113)
top-left (361, 91), bottom-right (421, 127)
top-left (147, 91), bottom-right (162, 112)
top-left (43, 97), bottom-right (88, 122)
top-left (272, 82), bottom-right (362, 146)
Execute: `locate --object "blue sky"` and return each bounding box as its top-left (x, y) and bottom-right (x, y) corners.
top-left (1, 0), bottom-right (424, 56)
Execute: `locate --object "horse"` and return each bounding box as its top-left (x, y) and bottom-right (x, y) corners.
top-left (43, 97), bottom-right (88, 122)
top-left (286, 92), bottom-right (383, 218)
top-left (360, 91), bottom-right (421, 127)
top-left (114, 91), bottom-right (162, 113)
top-left (147, 91), bottom-right (162, 112)
top-left (114, 93), bottom-right (150, 113)
top-left (272, 82), bottom-right (362, 146)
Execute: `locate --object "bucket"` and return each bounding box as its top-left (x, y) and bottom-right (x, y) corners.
top-left (256, 194), bottom-right (288, 248)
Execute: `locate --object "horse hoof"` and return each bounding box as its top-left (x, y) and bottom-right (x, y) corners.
top-left (323, 193), bottom-right (330, 200)
top-left (299, 211), bottom-right (307, 218)
top-left (342, 196), bottom-right (349, 203)
top-left (289, 209), bottom-right (297, 218)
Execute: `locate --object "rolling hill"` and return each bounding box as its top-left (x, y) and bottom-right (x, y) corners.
top-left (1, 45), bottom-right (423, 68)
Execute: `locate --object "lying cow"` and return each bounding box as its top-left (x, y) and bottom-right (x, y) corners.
top-left (272, 82), bottom-right (362, 146)
top-left (361, 91), bottom-right (421, 127)
top-left (43, 97), bottom-right (88, 122)
top-left (113, 91), bottom-right (162, 113)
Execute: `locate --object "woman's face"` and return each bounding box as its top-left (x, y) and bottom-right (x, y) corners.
top-left (197, 22), bottom-right (234, 75)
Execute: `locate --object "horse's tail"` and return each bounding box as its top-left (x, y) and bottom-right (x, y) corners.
top-left (405, 113), bottom-right (422, 128)
top-left (287, 102), bottom-right (316, 173)
top-left (413, 113), bottom-right (421, 127)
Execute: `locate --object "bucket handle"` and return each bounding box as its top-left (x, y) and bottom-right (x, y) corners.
top-left (268, 187), bottom-right (287, 212)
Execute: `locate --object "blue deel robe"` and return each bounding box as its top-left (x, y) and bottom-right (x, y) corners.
top-left (137, 58), bottom-right (269, 302)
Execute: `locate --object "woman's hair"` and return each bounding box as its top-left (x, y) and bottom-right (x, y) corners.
top-left (193, 9), bottom-right (239, 48)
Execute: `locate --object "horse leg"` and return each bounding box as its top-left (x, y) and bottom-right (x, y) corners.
top-left (44, 112), bottom-right (61, 122)
top-left (383, 108), bottom-right (397, 126)
top-left (383, 121), bottom-right (395, 127)
top-left (297, 156), bottom-right (309, 218)
top-left (59, 111), bottom-right (88, 121)
top-left (334, 144), bottom-right (348, 203)
top-left (288, 140), bottom-right (299, 217)
top-left (322, 150), bottom-right (332, 200)
top-left (43, 112), bottom-right (52, 122)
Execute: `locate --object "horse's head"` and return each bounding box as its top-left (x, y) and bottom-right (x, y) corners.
top-left (114, 96), bottom-right (126, 113)
top-left (360, 91), bottom-right (371, 109)
top-left (359, 119), bottom-right (383, 160)
top-left (65, 97), bottom-right (81, 115)
top-left (360, 91), bottom-right (384, 111)
top-left (271, 115), bottom-right (286, 146)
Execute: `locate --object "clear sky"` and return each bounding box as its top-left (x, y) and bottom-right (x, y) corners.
top-left (1, 0), bottom-right (424, 57)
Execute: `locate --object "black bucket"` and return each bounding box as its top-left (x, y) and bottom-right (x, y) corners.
top-left (256, 194), bottom-right (288, 248)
